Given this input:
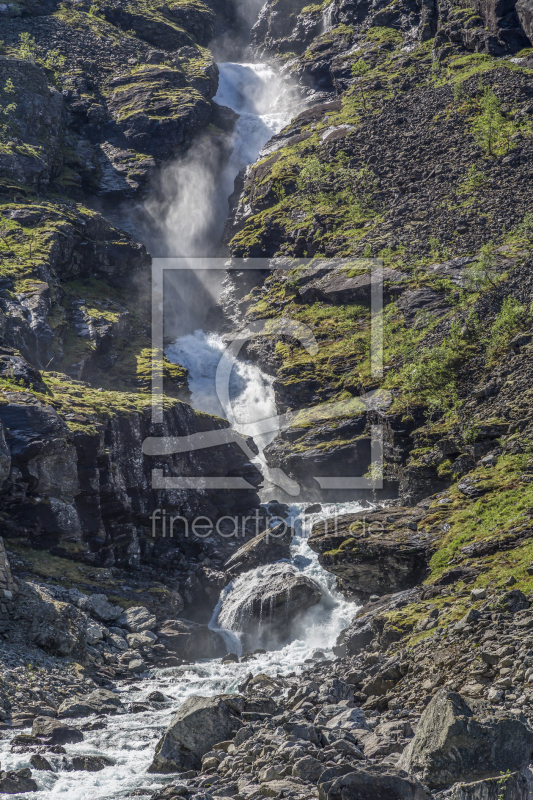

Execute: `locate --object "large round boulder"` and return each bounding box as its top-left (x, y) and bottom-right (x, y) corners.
top-left (217, 563), bottom-right (322, 649)
top-left (148, 694), bottom-right (243, 774)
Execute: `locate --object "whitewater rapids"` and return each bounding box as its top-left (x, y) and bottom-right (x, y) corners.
top-left (0, 504), bottom-right (361, 799)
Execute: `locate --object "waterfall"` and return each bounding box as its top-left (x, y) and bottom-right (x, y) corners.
top-left (165, 61), bottom-right (293, 467)
top-left (322, 2), bottom-right (336, 32)
top-left (0, 51), bottom-right (364, 800)
top-left (0, 504), bottom-right (361, 799)
top-left (211, 503), bottom-right (361, 656)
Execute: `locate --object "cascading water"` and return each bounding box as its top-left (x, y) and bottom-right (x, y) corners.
top-left (0, 504), bottom-right (361, 799)
top-left (322, 2), bottom-right (336, 32)
top-left (0, 53), bottom-right (363, 800)
top-left (164, 60), bottom-right (292, 465)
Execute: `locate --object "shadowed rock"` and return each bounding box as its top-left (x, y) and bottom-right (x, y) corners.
top-left (324, 767), bottom-right (431, 800)
top-left (223, 522), bottom-right (294, 577)
top-left (58, 689), bottom-right (123, 719)
top-left (308, 508), bottom-right (432, 601)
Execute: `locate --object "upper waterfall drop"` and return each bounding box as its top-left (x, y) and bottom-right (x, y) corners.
top-left (211, 61), bottom-right (293, 236)
top-left (165, 60), bottom-right (294, 469)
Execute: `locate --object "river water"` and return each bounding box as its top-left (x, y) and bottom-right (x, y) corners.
top-left (0, 59), bottom-right (362, 799)
top-left (0, 503), bottom-right (361, 798)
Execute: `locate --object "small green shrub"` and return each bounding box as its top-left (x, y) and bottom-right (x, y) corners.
top-left (297, 157), bottom-right (326, 197)
top-left (463, 241), bottom-right (500, 291)
top-left (486, 297), bottom-right (530, 366)
top-left (472, 86), bottom-right (513, 156)
top-left (18, 32), bottom-right (38, 61)
top-left (352, 59), bottom-right (371, 110)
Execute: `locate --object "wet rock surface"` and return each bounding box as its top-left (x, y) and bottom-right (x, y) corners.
top-left (217, 563), bottom-right (322, 649)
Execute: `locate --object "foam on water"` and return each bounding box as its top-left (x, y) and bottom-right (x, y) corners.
top-left (166, 331), bottom-right (278, 454)
top-left (210, 61), bottom-right (292, 245)
top-left (0, 504), bottom-right (361, 799)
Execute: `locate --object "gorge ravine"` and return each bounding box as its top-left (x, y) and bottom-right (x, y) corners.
top-left (2, 0), bottom-right (533, 798)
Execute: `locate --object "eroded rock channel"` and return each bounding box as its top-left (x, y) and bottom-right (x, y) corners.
top-left (2, 0), bottom-right (533, 797)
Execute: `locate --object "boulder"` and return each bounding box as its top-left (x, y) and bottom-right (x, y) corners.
top-left (217, 563), bottom-right (322, 649)
top-left (335, 589), bottom-right (422, 656)
top-left (29, 754), bottom-right (53, 771)
top-left (71, 755), bottom-right (114, 772)
top-left (517, 0), bottom-right (533, 43)
top-left (32, 717), bottom-right (84, 745)
top-left (450, 770), bottom-right (532, 799)
top-left (79, 594), bottom-right (123, 623)
top-left (127, 631), bottom-right (157, 649)
top-left (148, 694), bottom-right (243, 773)
top-left (107, 632), bottom-right (128, 651)
top-left (128, 657), bottom-right (147, 673)
top-left (397, 287), bottom-right (451, 325)
top-left (58, 689), bottom-right (123, 719)
top-left (86, 621), bottom-right (105, 646)
top-left (308, 509), bottom-right (432, 601)
top-left (292, 755), bottom-right (323, 782)
top-left (324, 766), bottom-right (430, 800)
top-left (157, 619), bottom-right (226, 660)
top-left (449, 771), bottom-right (531, 799)
top-left (298, 266), bottom-right (406, 305)
top-left (0, 768), bottom-right (38, 794)
top-left (398, 690), bottom-right (533, 789)
top-left (29, 594), bottom-right (88, 659)
top-left (324, 708), bottom-right (369, 731)
top-left (223, 522), bottom-right (294, 577)
top-left (117, 605), bottom-right (157, 632)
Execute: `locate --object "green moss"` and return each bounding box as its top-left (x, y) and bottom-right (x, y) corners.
top-left (365, 26), bottom-right (403, 46)
top-left (7, 541), bottom-right (115, 588)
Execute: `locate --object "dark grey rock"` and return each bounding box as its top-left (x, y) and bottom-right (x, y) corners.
top-left (398, 690), bottom-right (533, 789)
top-left (148, 695), bottom-right (243, 774)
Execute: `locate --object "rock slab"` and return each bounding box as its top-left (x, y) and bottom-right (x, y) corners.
top-left (148, 694), bottom-right (243, 773)
top-left (398, 690), bottom-right (533, 789)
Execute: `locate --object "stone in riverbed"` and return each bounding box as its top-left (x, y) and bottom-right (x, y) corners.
top-left (58, 688), bottom-right (123, 718)
top-left (217, 563), bottom-right (322, 649)
top-left (29, 754), bottom-right (53, 771)
top-left (32, 717), bottom-right (84, 745)
top-left (398, 690), bottom-right (533, 789)
top-left (148, 694), bottom-right (243, 774)
top-left (71, 755), bottom-right (114, 772)
top-left (157, 619), bottom-right (226, 660)
top-left (0, 768), bottom-right (38, 793)
top-left (148, 691), bottom-right (166, 703)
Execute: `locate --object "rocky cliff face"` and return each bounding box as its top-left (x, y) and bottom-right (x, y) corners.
top-left (0, 0), bottom-right (235, 198)
top-left (0, 369), bottom-right (262, 569)
top-left (212, 0), bottom-right (533, 710)
top-left (0, 0), bottom-right (269, 627)
top-left (220, 0), bottom-right (533, 506)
